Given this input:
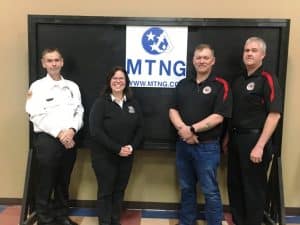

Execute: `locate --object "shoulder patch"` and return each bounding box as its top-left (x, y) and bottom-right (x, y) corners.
top-left (261, 71), bottom-right (275, 102)
top-left (215, 77), bottom-right (229, 101)
top-left (27, 90), bottom-right (32, 99)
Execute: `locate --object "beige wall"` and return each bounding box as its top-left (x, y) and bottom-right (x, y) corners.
top-left (1, 0), bottom-right (299, 208)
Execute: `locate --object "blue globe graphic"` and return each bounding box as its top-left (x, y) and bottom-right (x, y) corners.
top-left (142, 27), bottom-right (169, 55)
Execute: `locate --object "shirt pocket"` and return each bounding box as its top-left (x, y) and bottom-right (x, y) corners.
top-left (44, 96), bottom-right (60, 110)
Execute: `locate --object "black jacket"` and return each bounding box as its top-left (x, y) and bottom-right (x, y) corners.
top-left (89, 94), bottom-right (144, 156)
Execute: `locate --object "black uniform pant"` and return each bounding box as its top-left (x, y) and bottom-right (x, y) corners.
top-left (34, 133), bottom-right (77, 224)
top-left (92, 153), bottom-right (133, 225)
top-left (227, 130), bottom-right (272, 225)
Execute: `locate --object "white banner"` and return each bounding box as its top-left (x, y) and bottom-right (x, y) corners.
top-left (126, 26), bottom-right (188, 88)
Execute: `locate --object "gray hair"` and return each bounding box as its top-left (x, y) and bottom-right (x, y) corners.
top-left (245, 37), bottom-right (267, 54)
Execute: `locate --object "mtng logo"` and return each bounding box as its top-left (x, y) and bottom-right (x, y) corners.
top-left (141, 27), bottom-right (173, 55)
top-left (126, 26), bottom-right (188, 88)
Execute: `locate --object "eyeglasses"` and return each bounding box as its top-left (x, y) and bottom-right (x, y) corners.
top-left (111, 77), bottom-right (125, 81)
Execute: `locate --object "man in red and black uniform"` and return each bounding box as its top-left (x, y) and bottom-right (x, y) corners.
top-left (169, 44), bottom-right (232, 225)
top-left (227, 37), bottom-right (283, 225)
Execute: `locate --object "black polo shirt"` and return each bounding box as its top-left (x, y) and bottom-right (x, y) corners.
top-left (170, 74), bottom-right (232, 140)
top-left (231, 66), bottom-right (282, 129)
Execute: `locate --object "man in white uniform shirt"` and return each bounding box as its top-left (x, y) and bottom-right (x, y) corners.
top-left (26, 48), bottom-right (84, 225)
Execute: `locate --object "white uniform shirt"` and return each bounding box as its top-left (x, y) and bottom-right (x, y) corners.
top-left (25, 74), bottom-right (84, 138)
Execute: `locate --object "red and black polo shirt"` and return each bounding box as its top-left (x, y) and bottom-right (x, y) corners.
top-left (231, 66), bottom-right (283, 129)
top-left (170, 74), bottom-right (232, 140)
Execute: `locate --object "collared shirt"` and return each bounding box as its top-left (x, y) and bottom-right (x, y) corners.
top-left (170, 74), bottom-right (232, 140)
top-left (110, 94), bottom-right (127, 108)
top-left (25, 74), bottom-right (84, 137)
top-left (231, 66), bottom-right (282, 129)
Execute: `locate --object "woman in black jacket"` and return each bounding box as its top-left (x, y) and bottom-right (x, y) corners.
top-left (89, 66), bottom-right (143, 225)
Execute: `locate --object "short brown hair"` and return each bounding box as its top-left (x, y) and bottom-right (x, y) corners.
top-left (41, 48), bottom-right (63, 58)
top-left (194, 44), bottom-right (215, 57)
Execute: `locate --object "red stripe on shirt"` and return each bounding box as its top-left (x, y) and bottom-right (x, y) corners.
top-left (261, 71), bottom-right (275, 102)
top-left (215, 77), bottom-right (229, 101)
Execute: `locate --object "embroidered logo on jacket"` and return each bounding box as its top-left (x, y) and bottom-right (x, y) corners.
top-left (246, 82), bottom-right (255, 91)
top-left (128, 106), bottom-right (136, 113)
top-left (203, 86), bottom-right (212, 94)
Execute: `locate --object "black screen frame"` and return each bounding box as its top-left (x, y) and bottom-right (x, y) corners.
top-left (28, 15), bottom-right (289, 153)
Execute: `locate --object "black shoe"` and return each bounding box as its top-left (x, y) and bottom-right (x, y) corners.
top-left (56, 217), bottom-right (78, 225)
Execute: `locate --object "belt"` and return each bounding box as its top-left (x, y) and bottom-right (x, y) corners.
top-left (198, 139), bottom-right (219, 144)
top-left (179, 138), bottom-right (218, 144)
top-left (232, 128), bottom-right (261, 134)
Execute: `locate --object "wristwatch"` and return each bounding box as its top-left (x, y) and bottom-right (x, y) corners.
top-left (190, 126), bottom-right (196, 134)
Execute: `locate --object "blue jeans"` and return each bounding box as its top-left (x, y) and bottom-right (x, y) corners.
top-left (176, 140), bottom-right (222, 225)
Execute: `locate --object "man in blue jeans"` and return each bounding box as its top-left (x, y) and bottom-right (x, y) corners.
top-left (169, 44), bottom-right (232, 225)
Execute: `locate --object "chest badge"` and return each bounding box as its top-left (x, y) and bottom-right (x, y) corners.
top-left (62, 86), bottom-right (74, 98)
top-left (128, 106), bottom-right (136, 114)
top-left (202, 86), bottom-right (212, 94)
top-left (246, 82), bottom-right (255, 91)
